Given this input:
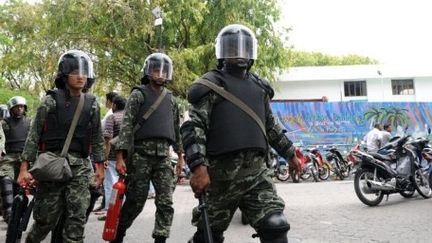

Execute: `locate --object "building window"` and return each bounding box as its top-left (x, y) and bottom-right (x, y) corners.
top-left (344, 81), bottom-right (367, 97)
top-left (392, 79), bottom-right (414, 95)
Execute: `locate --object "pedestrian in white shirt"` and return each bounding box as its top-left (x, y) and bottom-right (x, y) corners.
top-left (363, 123), bottom-right (383, 152)
top-left (380, 123), bottom-right (392, 147)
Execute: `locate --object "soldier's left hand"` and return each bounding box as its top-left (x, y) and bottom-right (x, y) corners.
top-left (288, 156), bottom-right (301, 175)
top-left (176, 156), bottom-right (185, 177)
top-left (94, 163), bottom-right (105, 187)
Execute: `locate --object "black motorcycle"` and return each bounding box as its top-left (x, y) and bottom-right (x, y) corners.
top-left (325, 146), bottom-right (350, 180)
top-left (353, 136), bottom-right (432, 206)
top-left (269, 150), bottom-right (290, 182)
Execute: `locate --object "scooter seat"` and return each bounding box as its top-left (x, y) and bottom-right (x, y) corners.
top-left (369, 152), bottom-right (392, 162)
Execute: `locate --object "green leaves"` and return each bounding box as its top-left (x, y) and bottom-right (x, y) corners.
top-left (0, 0), bottom-right (375, 107)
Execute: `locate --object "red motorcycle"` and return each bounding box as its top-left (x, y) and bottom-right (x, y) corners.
top-left (294, 147), bottom-right (320, 182)
top-left (309, 147), bottom-right (331, 181)
top-left (346, 144), bottom-right (363, 174)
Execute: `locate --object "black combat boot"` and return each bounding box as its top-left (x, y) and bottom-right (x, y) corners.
top-left (154, 236), bottom-right (167, 243)
top-left (110, 229), bottom-right (126, 243)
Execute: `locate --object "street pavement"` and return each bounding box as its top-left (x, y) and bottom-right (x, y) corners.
top-left (1, 178), bottom-right (431, 243)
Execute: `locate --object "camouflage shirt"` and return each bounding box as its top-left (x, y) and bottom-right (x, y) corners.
top-left (185, 85), bottom-right (295, 168)
top-left (22, 93), bottom-right (106, 163)
top-left (115, 87), bottom-right (183, 157)
top-left (0, 124), bottom-right (5, 155)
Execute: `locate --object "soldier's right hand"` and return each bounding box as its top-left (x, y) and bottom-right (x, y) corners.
top-left (17, 170), bottom-right (34, 186)
top-left (190, 165), bottom-right (210, 198)
top-left (116, 157), bottom-right (127, 175)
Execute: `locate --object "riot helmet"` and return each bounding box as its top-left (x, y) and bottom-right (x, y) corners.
top-left (141, 53), bottom-right (173, 84)
top-left (215, 24), bottom-right (257, 61)
top-left (55, 50), bottom-right (95, 91)
top-left (0, 104), bottom-right (9, 120)
top-left (7, 96), bottom-right (27, 111)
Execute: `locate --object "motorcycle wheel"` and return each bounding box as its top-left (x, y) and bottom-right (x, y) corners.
top-left (276, 166), bottom-right (290, 182)
top-left (354, 168), bottom-right (384, 206)
top-left (299, 171), bottom-right (311, 181)
top-left (340, 160), bottom-right (351, 178)
top-left (399, 190), bottom-right (415, 198)
top-left (311, 167), bottom-right (320, 182)
top-left (318, 162), bottom-right (331, 181)
top-left (413, 168), bottom-right (432, 199)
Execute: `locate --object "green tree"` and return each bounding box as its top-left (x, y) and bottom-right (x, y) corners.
top-left (289, 51), bottom-right (377, 67)
top-left (0, 0), bottom-right (291, 98)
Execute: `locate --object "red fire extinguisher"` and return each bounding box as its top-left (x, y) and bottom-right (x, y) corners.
top-left (102, 175), bottom-right (126, 241)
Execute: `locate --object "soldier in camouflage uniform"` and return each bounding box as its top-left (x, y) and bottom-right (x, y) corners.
top-left (180, 24), bottom-right (302, 243)
top-left (0, 96), bottom-right (31, 223)
top-left (0, 125), bottom-right (5, 157)
top-left (112, 53), bottom-right (184, 243)
top-left (17, 50), bottom-right (105, 243)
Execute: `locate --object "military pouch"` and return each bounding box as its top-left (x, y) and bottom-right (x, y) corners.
top-left (29, 94), bottom-right (85, 182)
top-left (29, 152), bottom-right (73, 182)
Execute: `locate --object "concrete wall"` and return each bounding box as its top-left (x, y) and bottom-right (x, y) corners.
top-left (273, 77), bottom-right (431, 102)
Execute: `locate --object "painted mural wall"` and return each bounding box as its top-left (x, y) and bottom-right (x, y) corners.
top-left (271, 102), bottom-right (432, 149)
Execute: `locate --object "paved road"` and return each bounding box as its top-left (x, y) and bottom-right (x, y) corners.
top-left (1, 179), bottom-right (431, 243)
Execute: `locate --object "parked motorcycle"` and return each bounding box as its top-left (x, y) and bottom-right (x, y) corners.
top-left (353, 135), bottom-right (432, 206)
top-left (295, 148), bottom-right (319, 182)
top-left (309, 147), bottom-right (331, 180)
top-left (325, 146), bottom-right (350, 180)
top-left (421, 145), bottom-right (432, 190)
top-left (269, 150), bottom-right (290, 182)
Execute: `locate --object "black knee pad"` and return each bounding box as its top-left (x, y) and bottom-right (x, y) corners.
top-left (1, 177), bottom-right (14, 209)
top-left (191, 229), bottom-right (224, 243)
top-left (256, 212), bottom-right (290, 243)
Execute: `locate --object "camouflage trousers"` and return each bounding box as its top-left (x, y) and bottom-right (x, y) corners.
top-left (192, 151), bottom-right (285, 236)
top-left (26, 154), bottom-right (92, 243)
top-left (118, 152), bottom-right (175, 238)
top-left (0, 152), bottom-right (21, 179)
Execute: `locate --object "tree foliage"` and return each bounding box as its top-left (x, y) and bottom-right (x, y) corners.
top-left (288, 51), bottom-right (377, 67)
top-left (0, 0), bottom-right (291, 99)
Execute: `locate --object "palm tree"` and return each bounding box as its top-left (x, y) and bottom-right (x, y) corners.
top-left (364, 107), bottom-right (384, 128)
top-left (385, 107), bottom-right (409, 128)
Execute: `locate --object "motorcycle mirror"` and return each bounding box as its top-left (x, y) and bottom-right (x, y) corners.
top-left (428, 127), bottom-right (431, 135)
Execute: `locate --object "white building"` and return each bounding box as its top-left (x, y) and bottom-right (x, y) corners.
top-left (274, 64), bottom-right (432, 102)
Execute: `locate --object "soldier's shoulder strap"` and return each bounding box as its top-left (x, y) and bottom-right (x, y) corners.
top-left (195, 78), bottom-right (266, 137)
top-left (249, 72), bottom-right (274, 99)
top-left (187, 70), bottom-right (221, 104)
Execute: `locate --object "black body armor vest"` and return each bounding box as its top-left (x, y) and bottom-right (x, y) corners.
top-left (39, 89), bottom-right (95, 158)
top-left (133, 85), bottom-right (175, 143)
top-left (4, 117), bottom-right (31, 153)
top-left (202, 70), bottom-right (267, 156)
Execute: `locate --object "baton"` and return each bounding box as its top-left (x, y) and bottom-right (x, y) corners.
top-left (198, 194), bottom-right (213, 243)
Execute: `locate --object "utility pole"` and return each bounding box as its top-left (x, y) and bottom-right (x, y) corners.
top-left (152, 6), bottom-right (163, 51)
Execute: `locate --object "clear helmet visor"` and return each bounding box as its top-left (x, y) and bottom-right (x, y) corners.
top-left (0, 104), bottom-right (9, 119)
top-left (58, 50), bottom-right (95, 79)
top-left (215, 26), bottom-right (257, 60)
top-left (142, 53), bottom-right (173, 81)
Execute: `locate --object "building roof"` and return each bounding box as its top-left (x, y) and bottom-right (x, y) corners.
top-left (278, 64), bottom-right (432, 82)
